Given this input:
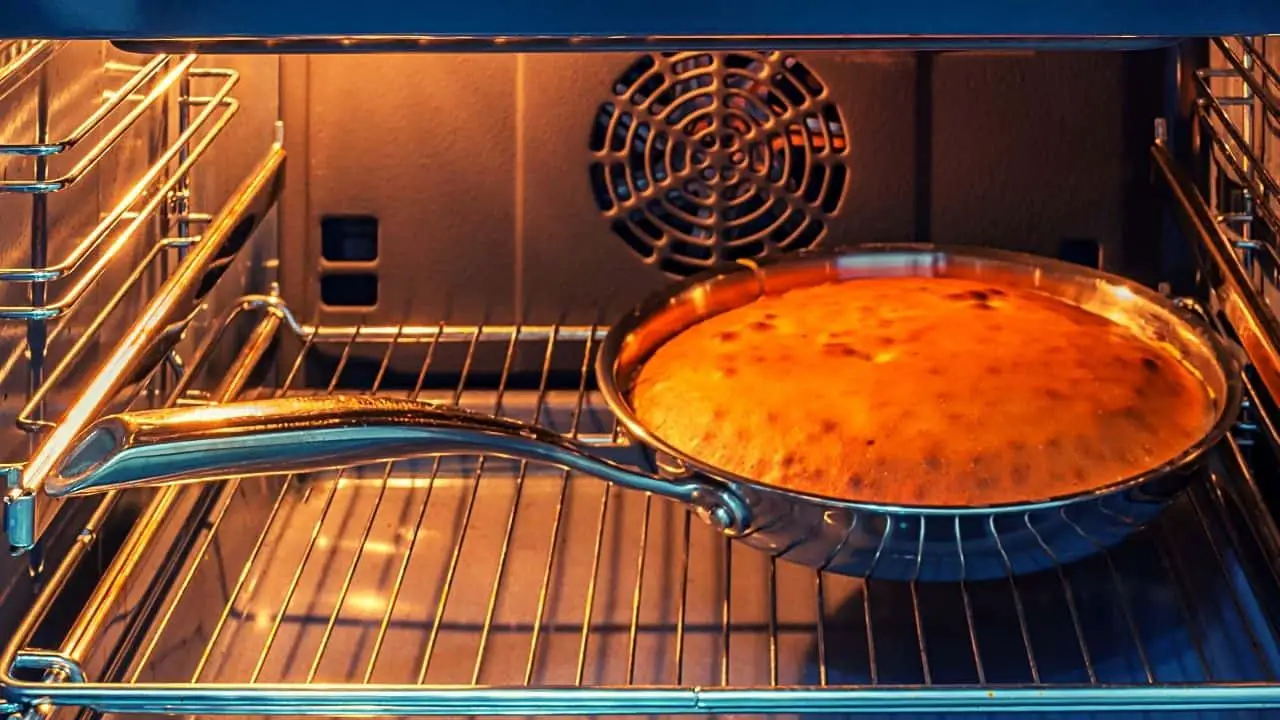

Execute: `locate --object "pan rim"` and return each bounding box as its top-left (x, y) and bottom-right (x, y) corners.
top-left (595, 242), bottom-right (1244, 518)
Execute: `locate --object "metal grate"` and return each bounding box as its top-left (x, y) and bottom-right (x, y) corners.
top-left (8, 298), bottom-right (1271, 716)
top-left (1199, 36), bottom-right (1278, 248)
top-left (588, 51), bottom-right (849, 276)
top-left (0, 42), bottom-right (244, 549)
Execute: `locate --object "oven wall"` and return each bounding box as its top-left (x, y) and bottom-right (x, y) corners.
top-left (277, 49), bottom-right (1167, 344)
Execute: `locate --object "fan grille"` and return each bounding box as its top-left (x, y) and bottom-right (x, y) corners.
top-left (589, 51), bottom-right (850, 276)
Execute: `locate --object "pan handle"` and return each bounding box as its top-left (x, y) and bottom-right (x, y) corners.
top-left (44, 395), bottom-right (753, 534)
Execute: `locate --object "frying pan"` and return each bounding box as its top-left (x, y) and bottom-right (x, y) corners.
top-left (42, 245), bottom-right (1243, 582)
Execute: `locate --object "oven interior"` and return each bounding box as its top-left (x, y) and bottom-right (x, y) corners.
top-left (0, 36), bottom-right (1278, 717)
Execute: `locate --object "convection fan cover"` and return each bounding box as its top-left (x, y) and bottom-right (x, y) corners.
top-left (589, 51), bottom-right (850, 276)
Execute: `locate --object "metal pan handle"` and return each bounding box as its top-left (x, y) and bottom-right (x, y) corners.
top-left (45, 395), bottom-right (753, 534)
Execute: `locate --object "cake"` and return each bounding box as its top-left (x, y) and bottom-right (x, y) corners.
top-left (629, 277), bottom-right (1216, 507)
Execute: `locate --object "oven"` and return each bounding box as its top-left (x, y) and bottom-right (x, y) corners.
top-left (0, 6), bottom-right (1278, 717)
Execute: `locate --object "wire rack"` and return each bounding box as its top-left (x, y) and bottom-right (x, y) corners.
top-left (0, 296), bottom-right (1276, 716)
top-left (0, 41), bottom-right (248, 554)
top-left (1200, 37), bottom-right (1277, 241)
top-left (0, 42), bottom-right (239, 456)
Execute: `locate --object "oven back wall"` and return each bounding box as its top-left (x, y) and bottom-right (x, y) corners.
top-left (278, 49), bottom-right (1161, 334)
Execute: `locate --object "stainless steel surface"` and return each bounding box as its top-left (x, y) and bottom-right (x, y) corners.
top-left (0, 42), bottom-right (274, 553)
top-left (43, 246), bottom-right (1244, 583)
top-left (276, 51), bottom-right (1147, 335)
top-left (5, 306), bottom-right (1280, 715)
top-left (9, 141), bottom-right (285, 551)
top-left (48, 394), bottom-right (744, 528)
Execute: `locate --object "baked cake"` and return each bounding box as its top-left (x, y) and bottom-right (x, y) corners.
top-left (630, 277), bottom-right (1216, 506)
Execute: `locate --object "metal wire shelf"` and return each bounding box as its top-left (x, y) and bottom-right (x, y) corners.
top-left (0, 41), bottom-right (60, 101)
top-left (0, 43), bottom-right (246, 552)
top-left (1199, 36), bottom-right (1278, 246)
top-left (0, 52), bottom-right (236, 317)
top-left (5, 295), bottom-right (1280, 716)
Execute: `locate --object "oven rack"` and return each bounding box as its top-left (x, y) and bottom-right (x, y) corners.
top-left (0, 44), bottom-right (240, 441)
top-left (1201, 37), bottom-right (1278, 240)
top-left (1154, 37), bottom-right (1280, 405)
top-left (0, 41), bottom-right (286, 550)
top-left (6, 295), bottom-right (1280, 716)
top-left (0, 48), bottom-right (231, 311)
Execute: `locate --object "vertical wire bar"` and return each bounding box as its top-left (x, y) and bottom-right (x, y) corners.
top-left (863, 581), bottom-right (878, 684)
top-left (248, 324), bottom-right (390, 683)
top-left (990, 516), bottom-right (1040, 683)
top-left (416, 325), bottom-right (520, 683)
top-left (814, 571), bottom-right (827, 687)
top-left (674, 509), bottom-right (692, 685)
top-left (767, 559), bottom-right (779, 687)
top-left (861, 522), bottom-right (893, 686)
top-left (624, 491), bottom-right (653, 685)
top-left (175, 68), bottom-right (192, 259)
top-left (26, 59), bottom-right (49, 457)
top-left (1027, 514), bottom-right (1098, 683)
top-left (574, 480), bottom-right (612, 686)
top-left (814, 519), bottom-right (860, 689)
top-left (572, 400), bottom-right (630, 686)
top-left (523, 327), bottom-right (597, 686)
top-left (154, 62), bottom-right (174, 399)
top-left (472, 326), bottom-right (559, 683)
top-left (721, 536), bottom-right (732, 687)
top-left (954, 517), bottom-right (985, 684)
top-left (360, 324), bottom-right (456, 683)
top-left (304, 323), bottom-right (415, 682)
top-left (1242, 36), bottom-right (1256, 238)
top-left (910, 522), bottom-right (931, 685)
top-left (189, 327), bottom-right (320, 682)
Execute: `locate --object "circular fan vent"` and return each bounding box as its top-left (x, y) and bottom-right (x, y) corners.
top-left (589, 51), bottom-right (850, 276)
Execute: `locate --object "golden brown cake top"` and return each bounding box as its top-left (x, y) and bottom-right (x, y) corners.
top-left (630, 277), bottom-right (1215, 507)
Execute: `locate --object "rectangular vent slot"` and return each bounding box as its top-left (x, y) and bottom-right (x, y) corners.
top-left (321, 273), bottom-right (378, 308)
top-left (321, 215), bottom-right (379, 262)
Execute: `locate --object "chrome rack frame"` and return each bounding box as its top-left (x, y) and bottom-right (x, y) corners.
top-left (3, 139), bottom-right (285, 551)
top-left (1159, 37), bottom-right (1280, 402)
top-left (0, 45), bottom-right (247, 548)
top-left (0, 43), bottom-right (283, 551)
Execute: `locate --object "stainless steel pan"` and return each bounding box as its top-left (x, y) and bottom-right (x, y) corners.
top-left (42, 245), bottom-right (1244, 581)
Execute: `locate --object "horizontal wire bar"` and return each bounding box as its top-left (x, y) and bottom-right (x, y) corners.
top-left (10, 683), bottom-right (1280, 715)
top-left (301, 323), bottom-right (608, 343)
